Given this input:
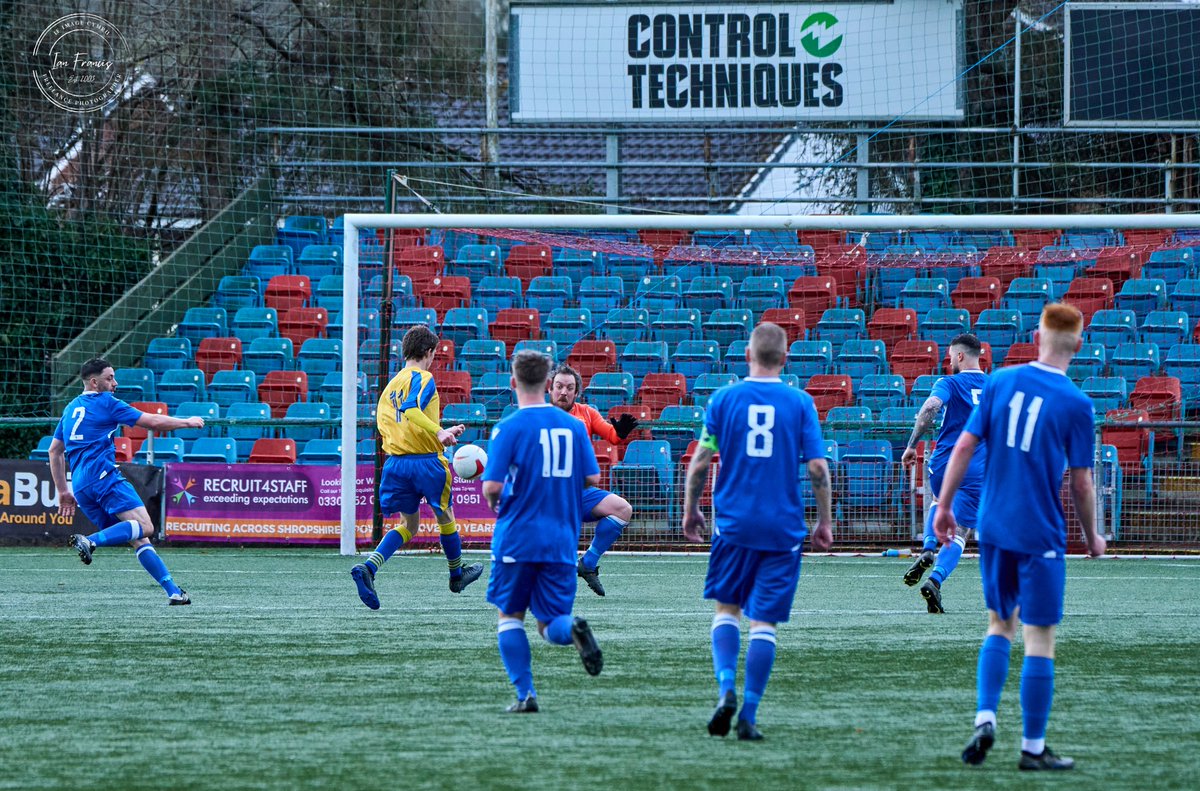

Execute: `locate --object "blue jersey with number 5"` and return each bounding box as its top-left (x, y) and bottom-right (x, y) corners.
top-left (53, 392), bottom-right (144, 492)
top-left (704, 377), bottom-right (826, 551)
top-left (964, 362), bottom-right (1094, 556)
top-left (928, 370), bottom-right (988, 479)
top-left (482, 403), bottom-right (600, 564)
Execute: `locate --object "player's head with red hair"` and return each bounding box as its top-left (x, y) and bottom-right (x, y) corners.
top-left (1038, 302), bottom-right (1084, 357)
top-left (748, 322), bottom-right (788, 370)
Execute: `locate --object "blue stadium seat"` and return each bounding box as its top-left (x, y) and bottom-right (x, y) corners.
top-left (750, 229), bottom-right (805, 252)
top-left (175, 401), bottom-right (218, 440)
top-left (683, 276), bottom-right (734, 314)
top-left (545, 308), bottom-right (592, 347)
top-left (225, 402), bottom-right (272, 460)
top-left (1110, 342), bottom-right (1160, 380)
top-left (837, 340), bottom-right (888, 380)
top-left (499, 403), bottom-right (520, 421)
top-left (612, 440), bottom-right (674, 516)
top-left (621, 341), bottom-right (669, 380)
top-left (652, 308), bottom-right (702, 346)
top-left (1034, 262), bottom-right (1083, 300)
top-left (653, 404), bottom-right (704, 458)
top-left (442, 403), bottom-right (488, 444)
top-left (208, 370), bottom-right (257, 410)
top-left (1113, 278), bottom-right (1168, 320)
top-left (475, 276), bottom-right (523, 314)
top-left (554, 251), bottom-right (603, 290)
top-left (736, 276), bottom-right (786, 313)
top-left (525, 276), bottom-right (573, 316)
top-left (787, 340), bottom-right (833, 380)
top-left (1164, 344), bottom-right (1200, 407)
top-left (1144, 248), bottom-right (1195, 283)
top-left (473, 372), bottom-right (515, 420)
top-left (691, 229), bottom-right (745, 248)
top-left (1087, 309), bottom-right (1138, 348)
top-left (297, 338), bottom-right (343, 378)
top-left (232, 307), bottom-right (278, 344)
top-left (876, 255), bottom-right (924, 306)
top-left (692, 373), bottom-right (738, 408)
top-left (393, 307), bottom-right (438, 331)
top-left (898, 278), bottom-right (951, 313)
top-left (603, 308), bottom-right (650, 345)
top-left (584, 372), bottom-right (635, 415)
top-left (1170, 278), bottom-right (1200, 316)
top-left (297, 439), bottom-right (342, 465)
top-left (157, 369), bottom-right (206, 411)
top-left (242, 337), bottom-right (294, 378)
top-left (29, 435), bottom-right (54, 461)
top-left (458, 339), bottom-right (507, 377)
top-left (114, 368), bottom-right (156, 402)
top-left (857, 375), bottom-right (907, 413)
top-left (285, 401), bottom-right (331, 443)
top-left (780, 374), bottom-right (802, 390)
top-left (959, 230), bottom-right (1015, 248)
top-left (672, 340), bottom-right (721, 388)
top-left (276, 226), bottom-right (322, 262)
top-left (1003, 277), bottom-right (1053, 328)
top-left (1066, 343), bottom-right (1106, 383)
top-left (814, 308), bottom-right (866, 347)
top-left (840, 439), bottom-right (895, 509)
top-left (213, 275), bottom-right (262, 311)
top-left (723, 340), bottom-right (749, 378)
top-left (356, 438), bottom-right (376, 464)
top-left (440, 307), bottom-right (489, 347)
top-left (513, 339), bottom-right (558, 362)
top-left (249, 244), bottom-right (293, 267)
top-left (185, 437), bottom-right (237, 464)
top-left (298, 245), bottom-right (343, 280)
top-left (314, 275), bottom-right (344, 312)
top-left (319, 370), bottom-right (366, 410)
top-left (1140, 310), bottom-right (1190, 348)
top-left (1082, 376), bottom-right (1129, 413)
top-left (825, 405), bottom-right (873, 444)
top-left (355, 400), bottom-right (378, 443)
top-left (973, 309), bottom-right (1023, 364)
top-left (703, 309), bottom-right (754, 349)
top-left (634, 275), bottom-right (683, 315)
top-left (662, 247), bottom-right (712, 282)
top-left (143, 337), bottom-right (193, 375)
top-left (244, 258), bottom-right (291, 288)
top-left (607, 254), bottom-right (655, 298)
top-left (763, 248), bottom-right (817, 282)
top-left (918, 308), bottom-right (971, 350)
top-left (909, 374), bottom-right (940, 405)
top-left (579, 276), bottom-right (624, 314)
top-left (1059, 228), bottom-right (1121, 248)
top-left (133, 437), bottom-right (186, 465)
top-left (448, 244), bottom-right (502, 283)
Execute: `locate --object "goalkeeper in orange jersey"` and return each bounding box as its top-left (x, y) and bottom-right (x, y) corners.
top-left (548, 363), bottom-right (638, 596)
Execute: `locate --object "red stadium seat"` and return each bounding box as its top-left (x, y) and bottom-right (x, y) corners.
top-left (490, 308), bottom-right (541, 347)
top-left (639, 230), bottom-right (691, 258)
top-left (195, 337), bottom-right (243, 382)
top-left (123, 402), bottom-right (166, 442)
top-left (788, 276), bottom-right (839, 330)
top-left (592, 439), bottom-right (617, 487)
top-left (437, 370), bottom-right (472, 406)
top-left (1123, 229), bottom-right (1173, 248)
top-left (258, 370), bottom-right (308, 418)
top-left (867, 308), bottom-right (917, 348)
top-left (892, 340), bottom-right (940, 392)
top-left (418, 275), bottom-right (471, 320)
top-left (1091, 249), bottom-right (1143, 292)
top-left (1000, 342), bottom-right (1037, 368)
top-left (951, 277), bottom-right (1002, 319)
top-left (388, 228), bottom-right (428, 256)
top-left (567, 340), bottom-right (618, 385)
top-left (113, 436), bottom-right (134, 463)
top-left (1101, 409), bottom-right (1150, 475)
top-left (944, 341), bottom-right (993, 373)
top-left (1063, 277), bottom-right (1115, 324)
top-left (980, 248), bottom-right (1033, 289)
top-left (429, 339), bottom-right (456, 373)
top-left (814, 247), bottom-right (865, 308)
top-left (264, 275), bottom-right (311, 312)
top-left (760, 308), bottom-right (807, 344)
top-left (799, 230), bottom-right (844, 251)
top-left (1130, 376), bottom-right (1182, 420)
top-left (607, 404), bottom-right (657, 442)
top-left (804, 374), bottom-right (853, 419)
top-left (505, 245), bottom-right (553, 290)
top-left (1013, 231), bottom-right (1061, 250)
top-left (394, 246), bottom-right (445, 293)
top-left (636, 373), bottom-right (687, 411)
top-left (248, 438), bottom-right (297, 464)
top-left (277, 307), bottom-right (328, 349)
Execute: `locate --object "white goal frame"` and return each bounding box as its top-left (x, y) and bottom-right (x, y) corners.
top-left (338, 212), bottom-right (1200, 554)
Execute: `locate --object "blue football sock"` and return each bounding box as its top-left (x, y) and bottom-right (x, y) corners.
top-left (497, 619), bottom-right (535, 699)
top-left (439, 526), bottom-right (463, 579)
top-left (929, 533), bottom-right (966, 585)
top-left (976, 634), bottom-right (1012, 719)
top-left (1020, 656), bottom-right (1055, 751)
top-left (921, 505), bottom-right (939, 553)
top-left (741, 625), bottom-right (778, 724)
top-left (543, 614), bottom-right (573, 646)
top-left (135, 545), bottom-right (182, 596)
top-left (364, 528), bottom-right (405, 574)
top-left (711, 614), bottom-right (740, 697)
top-left (88, 520), bottom-right (142, 548)
top-left (581, 516), bottom-right (628, 570)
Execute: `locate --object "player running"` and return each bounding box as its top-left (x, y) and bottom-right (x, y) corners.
top-left (483, 351), bottom-right (604, 712)
top-left (51, 358), bottom-right (203, 604)
top-left (900, 333), bottom-right (988, 613)
top-left (934, 303), bottom-right (1105, 771)
top-left (548, 363), bottom-right (638, 596)
top-left (351, 325), bottom-right (484, 608)
top-left (683, 323), bottom-right (834, 741)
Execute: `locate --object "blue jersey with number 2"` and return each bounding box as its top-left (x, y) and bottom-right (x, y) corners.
top-left (53, 392), bottom-right (143, 492)
top-left (964, 362), bottom-right (1095, 557)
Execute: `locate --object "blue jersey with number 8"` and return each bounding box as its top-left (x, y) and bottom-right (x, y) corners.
top-left (964, 362), bottom-right (1095, 557)
top-left (53, 392), bottom-right (144, 492)
top-left (703, 377), bottom-right (826, 551)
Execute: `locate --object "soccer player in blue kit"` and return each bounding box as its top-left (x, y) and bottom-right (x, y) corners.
top-left (682, 323), bottom-right (834, 741)
top-left (481, 350), bottom-right (604, 713)
top-left (934, 304), bottom-right (1106, 771)
top-left (901, 333), bottom-right (988, 613)
top-left (50, 358), bottom-right (205, 604)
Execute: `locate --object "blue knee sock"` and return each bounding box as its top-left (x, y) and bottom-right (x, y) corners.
top-left (543, 614), bottom-right (574, 646)
top-left (135, 545), bottom-right (181, 596)
top-left (921, 505), bottom-right (939, 553)
top-left (1020, 656), bottom-right (1055, 752)
top-left (930, 534), bottom-right (966, 585)
top-left (976, 634), bottom-right (1012, 721)
top-left (439, 527), bottom-right (463, 579)
top-left (88, 520), bottom-right (142, 548)
top-left (363, 528), bottom-right (405, 574)
top-left (582, 516), bottom-right (628, 570)
top-left (497, 619), bottom-right (535, 699)
top-left (711, 614), bottom-right (740, 696)
top-left (741, 625), bottom-right (778, 724)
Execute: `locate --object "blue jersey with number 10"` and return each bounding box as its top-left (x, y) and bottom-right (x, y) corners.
top-left (704, 377), bottom-right (826, 552)
top-left (53, 392), bottom-right (144, 492)
top-left (964, 362), bottom-right (1095, 557)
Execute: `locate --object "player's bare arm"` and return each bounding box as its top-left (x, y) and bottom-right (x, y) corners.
top-left (1069, 467), bottom-right (1106, 557)
top-left (932, 431), bottom-right (979, 544)
top-left (136, 412), bottom-right (205, 432)
top-left (901, 395), bottom-right (943, 468)
top-left (47, 437), bottom-right (76, 518)
top-left (806, 458), bottom-right (834, 551)
top-left (682, 444), bottom-right (715, 542)
top-left (482, 480), bottom-right (503, 512)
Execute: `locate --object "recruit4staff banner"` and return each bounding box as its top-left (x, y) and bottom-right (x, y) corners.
top-left (162, 463), bottom-right (494, 545)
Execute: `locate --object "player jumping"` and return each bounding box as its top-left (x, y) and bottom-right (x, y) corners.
top-left (548, 363), bottom-right (638, 596)
top-left (900, 333), bottom-right (988, 613)
top-left (51, 358), bottom-right (204, 604)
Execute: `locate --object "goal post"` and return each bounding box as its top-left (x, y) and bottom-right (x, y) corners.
top-left (339, 212), bottom-right (1200, 555)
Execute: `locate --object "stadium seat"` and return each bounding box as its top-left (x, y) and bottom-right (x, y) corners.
top-left (621, 341), bottom-right (669, 380)
top-left (420, 276), bottom-right (472, 319)
top-left (1114, 278), bottom-right (1168, 320)
top-left (692, 373), bottom-right (738, 408)
top-left (157, 369), bottom-right (206, 411)
top-left (395, 246), bottom-right (445, 293)
top-left (683, 277), bottom-right (734, 314)
top-left (490, 308), bottom-right (541, 348)
top-left (544, 308), bottom-right (593, 347)
top-left (836, 339), bottom-right (888, 380)
top-left (567, 340), bottom-right (618, 383)
top-left (611, 440), bottom-right (674, 516)
top-left (585, 372), bottom-right (636, 415)
top-left (248, 438), bottom-right (297, 464)
top-left (224, 402), bottom-right (272, 460)
top-left (867, 308), bottom-right (917, 348)
top-left (1003, 277), bottom-right (1053, 328)
top-left (663, 245), bottom-right (715, 281)
top-left (1066, 343), bottom-right (1106, 383)
top-left (760, 308), bottom-right (807, 344)
top-left (1001, 342), bottom-right (1038, 368)
top-left (951, 276), bottom-right (1002, 319)
top-left (652, 308), bottom-right (703, 346)
top-left (824, 405), bottom-right (873, 444)
top-left (909, 375), bottom-right (939, 405)
top-left (440, 307), bottom-right (489, 347)
top-left (472, 372), bottom-right (513, 419)
top-left (702, 309), bottom-right (753, 348)
top-left (736, 276), bottom-right (786, 313)
top-left (804, 374), bottom-right (853, 419)
top-left (876, 254), bottom-right (925, 306)
top-left (607, 253), bottom-right (657, 298)
top-left (1063, 277), bottom-right (1114, 323)
top-left (297, 439), bottom-right (343, 466)
top-left (1082, 376), bottom-right (1129, 413)
top-left (232, 307), bottom-right (279, 345)
top-left (133, 437), bottom-right (185, 465)
top-left (121, 401), bottom-right (165, 446)
top-left (277, 307), bottom-right (328, 350)
top-left (442, 403), bottom-right (488, 444)
top-left (1102, 409), bottom-right (1150, 475)
top-left (979, 247), bottom-right (1033, 289)
top-left (264, 275), bottom-right (311, 312)
top-left (243, 257), bottom-right (291, 289)
top-left (207, 370), bottom-right (257, 410)
top-left (184, 437), bottom-right (237, 464)
top-left (213, 275), bottom-right (263, 312)
top-left (313, 275), bottom-right (344, 312)
top-left (653, 405), bottom-right (704, 458)
top-left (898, 278), bottom-right (951, 313)
top-left (436, 370), bottom-right (472, 407)
top-left (503, 244), bottom-right (553, 289)
top-left (635, 275), bottom-right (683, 315)
top-left (114, 368), bottom-right (156, 402)
top-left (602, 308), bottom-right (650, 345)
top-left (1087, 309), bottom-right (1138, 348)
top-left (475, 276), bottom-right (522, 314)
top-left (723, 340), bottom-right (749, 378)
top-left (284, 401), bottom-right (331, 443)
top-left (242, 337), bottom-right (294, 378)
top-left (295, 338), bottom-right (342, 380)
top-left (814, 308), bottom-right (866, 347)
top-left (513, 339), bottom-right (558, 362)
top-left (1110, 342), bottom-right (1161, 381)
top-left (579, 276), bottom-right (625, 314)
top-left (1143, 247), bottom-right (1195, 283)
top-left (857, 374), bottom-right (907, 413)
top-left (1171, 279), bottom-right (1200, 316)
top-left (458, 339), bottom-right (507, 377)
top-left (175, 401), bottom-right (217, 441)
top-left (787, 340), bottom-right (833, 380)
top-left (525, 276), bottom-right (573, 316)
top-left (175, 307), bottom-right (229, 347)
top-left (672, 340), bottom-right (721, 388)
top-left (449, 244), bottom-right (503, 283)
top-left (258, 370), bottom-right (308, 418)
top-left (1090, 248), bottom-right (1143, 293)
top-left (891, 340), bottom-right (940, 390)
top-left (393, 307), bottom-right (438, 332)
top-left (917, 308), bottom-right (971, 350)
top-left (787, 276), bottom-right (839, 330)
top-left (636, 372), bottom-right (687, 412)
top-left (194, 337), bottom-right (243, 382)
top-left (355, 400), bottom-right (379, 443)
top-left (1140, 311), bottom-right (1190, 348)
top-left (1165, 344), bottom-right (1200, 408)
top-left (1033, 262), bottom-right (1083, 300)
top-left (553, 250), bottom-right (602, 290)
top-left (840, 439), bottom-right (895, 509)
top-left (143, 337), bottom-right (193, 375)
top-left (1130, 376), bottom-right (1183, 420)
top-left (356, 438), bottom-right (377, 464)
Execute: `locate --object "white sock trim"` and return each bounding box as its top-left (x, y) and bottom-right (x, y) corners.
top-left (712, 614), bottom-right (740, 631)
top-left (135, 544), bottom-right (153, 557)
top-left (497, 618), bottom-right (524, 633)
top-left (1021, 737), bottom-right (1045, 755)
top-left (749, 626), bottom-right (777, 644)
top-left (975, 710), bottom-right (997, 728)
top-left (953, 534), bottom-right (967, 549)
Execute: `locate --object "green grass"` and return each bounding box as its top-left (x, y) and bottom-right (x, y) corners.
top-left (1, 549), bottom-right (1198, 790)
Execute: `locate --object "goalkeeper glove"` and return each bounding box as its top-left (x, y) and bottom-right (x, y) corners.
top-left (610, 413), bottom-right (639, 440)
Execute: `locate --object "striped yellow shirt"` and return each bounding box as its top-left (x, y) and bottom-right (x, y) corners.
top-left (377, 366), bottom-right (444, 457)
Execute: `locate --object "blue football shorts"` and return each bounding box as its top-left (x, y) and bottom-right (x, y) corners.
top-left (378, 453), bottom-right (453, 518)
top-left (929, 465), bottom-right (982, 530)
top-left (581, 487), bottom-right (612, 522)
top-left (486, 560), bottom-right (576, 622)
top-left (703, 535), bottom-right (803, 623)
top-left (76, 470), bottom-right (144, 530)
top-left (978, 541), bottom-right (1066, 626)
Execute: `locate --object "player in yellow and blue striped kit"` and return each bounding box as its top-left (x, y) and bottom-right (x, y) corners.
top-left (350, 325), bottom-right (484, 608)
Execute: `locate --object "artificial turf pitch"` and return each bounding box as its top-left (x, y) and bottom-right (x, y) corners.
top-left (1, 548), bottom-right (1197, 790)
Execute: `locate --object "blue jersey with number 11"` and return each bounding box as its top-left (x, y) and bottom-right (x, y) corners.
top-left (965, 362), bottom-right (1095, 557)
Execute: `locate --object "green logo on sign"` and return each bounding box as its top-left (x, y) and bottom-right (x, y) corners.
top-left (800, 12), bottom-right (842, 58)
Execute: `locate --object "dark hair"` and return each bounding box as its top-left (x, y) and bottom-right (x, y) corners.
top-left (749, 322), bottom-right (788, 368)
top-left (80, 357), bottom-right (112, 381)
top-left (401, 325), bottom-right (439, 362)
top-left (549, 363), bottom-right (582, 395)
top-left (948, 333), bottom-right (982, 357)
top-left (513, 350), bottom-right (552, 390)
